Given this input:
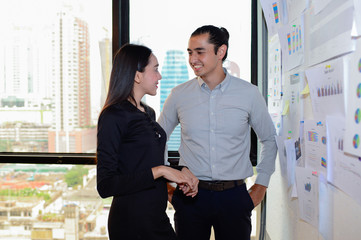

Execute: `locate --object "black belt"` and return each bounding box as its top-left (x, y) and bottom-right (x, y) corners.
top-left (198, 179), bottom-right (245, 191)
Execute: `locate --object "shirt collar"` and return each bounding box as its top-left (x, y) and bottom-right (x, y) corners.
top-left (196, 68), bottom-right (231, 92)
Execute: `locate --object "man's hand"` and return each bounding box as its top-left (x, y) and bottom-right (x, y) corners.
top-left (178, 167), bottom-right (199, 198)
top-left (248, 184), bottom-right (267, 207)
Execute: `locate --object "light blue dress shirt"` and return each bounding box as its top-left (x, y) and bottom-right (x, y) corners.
top-left (158, 69), bottom-right (277, 187)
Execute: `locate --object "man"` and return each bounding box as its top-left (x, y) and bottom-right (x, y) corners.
top-left (158, 25), bottom-right (277, 240)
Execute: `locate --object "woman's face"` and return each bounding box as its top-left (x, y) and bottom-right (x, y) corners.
top-left (137, 54), bottom-right (162, 96)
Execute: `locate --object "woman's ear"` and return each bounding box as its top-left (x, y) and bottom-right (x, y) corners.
top-left (134, 71), bottom-right (142, 84)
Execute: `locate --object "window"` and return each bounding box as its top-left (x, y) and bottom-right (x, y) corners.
top-left (0, 0), bottom-right (111, 154)
top-left (10, 211), bottom-right (21, 217)
top-left (0, 0), bottom-right (111, 239)
top-left (130, 0), bottom-right (251, 151)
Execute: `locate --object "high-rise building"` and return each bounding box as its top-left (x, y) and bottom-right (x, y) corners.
top-left (49, 11), bottom-right (92, 152)
top-left (160, 50), bottom-right (189, 151)
top-left (51, 11), bottom-right (90, 131)
top-left (0, 25), bottom-right (49, 105)
top-left (1, 26), bottom-right (31, 97)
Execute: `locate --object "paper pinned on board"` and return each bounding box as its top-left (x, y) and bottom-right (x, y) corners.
top-left (353, 0), bottom-right (361, 36)
top-left (285, 138), bottom-right (297, 187)
top-left (303, 119), bottom-right (327, 177)
top-left (285, 0), bottom-right (307, 22)
top-left (326, 116), bottom-right (361, 207)
top-left (344, 38), bottom-right (361, 158)
top-left (278, 15), bottom-right (305, 71)
top-left (260, 0), bottom-right (283, 36)
top-left (305, 57), bottom-right (345, 120)
top-left (306, 0), bottom-right (355, 66)
top-left (313, 0), bottom-right (332, 15)
top-left (282, 100), bottom-right (290, 115)
top-left (295, 166), bottom-right (319, 228)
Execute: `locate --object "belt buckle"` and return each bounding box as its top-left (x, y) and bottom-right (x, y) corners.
top-left (213, 181), bottom-right (225, 191)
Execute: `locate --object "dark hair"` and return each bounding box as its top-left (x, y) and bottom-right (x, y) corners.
top-left (101, 44), bottom-right (152, 113)
top-left (191, 25), bottom-right (229, 61)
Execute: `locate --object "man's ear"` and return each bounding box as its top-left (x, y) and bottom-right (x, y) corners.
top-left (217, 44), bottom-right (227, 60)
top-left (134, 71), bottom-right (142, 84)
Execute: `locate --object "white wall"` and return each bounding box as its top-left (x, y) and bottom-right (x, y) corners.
top-left (263, 0), bottom-right (361, 239)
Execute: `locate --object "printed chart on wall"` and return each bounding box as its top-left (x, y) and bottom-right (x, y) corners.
top-left (260, 0), bottom-right (283, 36)
top-left (303, 120), bottom-right (327, 177)
top-left (278, 15), bottom-right (304, 71)
top-left (295, 166), bottom-right (319, 228)
top-left (327, 116), bottom-right (361, 206)
top-left (345, 38), bottom-right (361, 157)
top-left (305, 57), bottom-right (345, 120)
top-left (282, 71), bottom-right (304, 139)
top-left (268, 34), bottom-right (282, 135)
top-left (268, 35), bottom-right (282, 108)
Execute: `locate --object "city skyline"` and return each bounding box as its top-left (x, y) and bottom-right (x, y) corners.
top-left (0, 5), bottom-right (104, 153)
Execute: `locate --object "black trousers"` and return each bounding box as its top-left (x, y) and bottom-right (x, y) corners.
top-left (171, 183), bottom-right (254, 240)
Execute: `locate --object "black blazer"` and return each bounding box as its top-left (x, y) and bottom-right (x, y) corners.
top-left (96, 101), bottom-right (176, 239)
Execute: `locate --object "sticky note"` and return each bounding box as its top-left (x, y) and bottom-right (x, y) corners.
top-left (282, 100), bottom-right (290, 115)
top-left (301, 83), bottom-right (310, 95)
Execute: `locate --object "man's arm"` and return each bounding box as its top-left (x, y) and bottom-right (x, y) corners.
top-left (248, 86), bottom-right (278, 205)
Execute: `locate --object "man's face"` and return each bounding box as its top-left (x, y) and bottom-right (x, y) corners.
top-left (187, 33), bottom-right (222, 79)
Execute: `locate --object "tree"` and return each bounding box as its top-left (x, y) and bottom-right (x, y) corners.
top-left (64, 165), bottom-right (88, 188)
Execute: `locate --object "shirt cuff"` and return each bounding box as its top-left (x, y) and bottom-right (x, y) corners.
top-left (255, 173), bottom-right (272, 187)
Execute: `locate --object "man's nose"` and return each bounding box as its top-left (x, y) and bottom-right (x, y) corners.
top-left (189, 54), bottom-right (197, 63)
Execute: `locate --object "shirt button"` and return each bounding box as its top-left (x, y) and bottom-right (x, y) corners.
top-left (211, 112), bottom-right (214, 115)
top-left (212, 147), bottom-right (215, 151)
top-left (211, 129), bottom-right (214, 133)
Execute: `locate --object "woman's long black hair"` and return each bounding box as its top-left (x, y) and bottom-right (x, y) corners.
top-left (101, 44), bottom-right (152, 114)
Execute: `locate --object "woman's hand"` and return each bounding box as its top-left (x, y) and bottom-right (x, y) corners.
top-left (152, 166), bottom-right (197, 195)
top-left (178, 167), bottom-right (198, 198)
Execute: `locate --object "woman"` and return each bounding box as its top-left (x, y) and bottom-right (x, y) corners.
top-left (96, 44), bottom-right (198, 239)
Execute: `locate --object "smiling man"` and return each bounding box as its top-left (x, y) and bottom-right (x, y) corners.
top-left (158, 25), bottom-right (278, 240)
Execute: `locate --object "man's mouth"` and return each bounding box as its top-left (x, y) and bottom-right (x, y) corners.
top-left (193, 64), bottom-right (202, 70)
